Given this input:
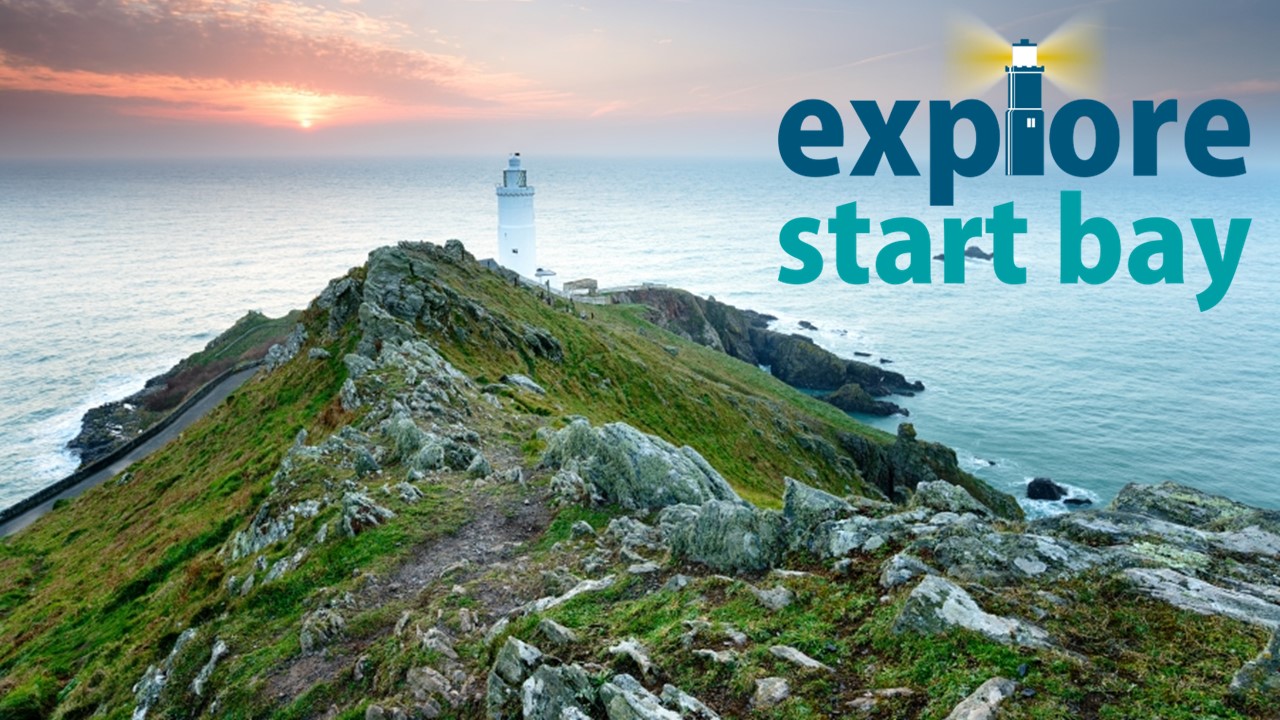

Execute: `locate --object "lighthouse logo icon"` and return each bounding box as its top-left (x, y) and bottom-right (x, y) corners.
top-left (1006, 39), bottom-right (1044, 175)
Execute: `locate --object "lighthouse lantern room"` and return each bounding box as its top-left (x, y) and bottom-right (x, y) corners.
top-left (496, 153), bottom-right (536, 279)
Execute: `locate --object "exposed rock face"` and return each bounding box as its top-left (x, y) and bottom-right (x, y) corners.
top-left (837, 425), bottom-right (1024, 520)
top-left (1110, 482), bottom-right (1280, 535)
top-left (912, 480), bottom-right (993, 517)
top-left (541, 420), bottom-right (744, 511)
top-left (1121, 568), bottom-right (1280, 628)
top-left (923, 532), bottom-right (1105, 585)
top-left (659, 500), bottom-right (785, 573)
top-left (893, 575), bottom-right (1054, 649)
top-left (608, 286), bottom-right (923, 398)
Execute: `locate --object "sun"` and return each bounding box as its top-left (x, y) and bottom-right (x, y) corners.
top-left (299, 117), bottom-right (313, 129)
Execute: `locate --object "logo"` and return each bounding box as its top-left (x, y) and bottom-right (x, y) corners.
top-left (774, 32), bottom-right (1253, 311)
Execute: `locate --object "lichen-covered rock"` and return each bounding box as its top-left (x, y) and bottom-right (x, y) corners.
top-left (487, 637), bottom-right (544, 719)
top-left (501, 373), bottom-right (546, 395)
top-left (541, 419), bottom-right (745, 511)
top-left (341, 492), bottom-right (396, 536)
top-left (1110, 482), bottom-right (1280, 535)
top-left (944, 677), bottom-right (1017, 720)
top-left (923, 532), bottom-right (1105, 585)
top-left (300, 608), bottom-right (345, 653)
top-left (1122, 567), bottom-right (1280, 628)
top-left (598, 673), bottom-right (680, 720)
top-left (782, 476), bottom-right (854, 551)
top-left (406, 665), bottom-right (451, 703)
top-left (521, 664), bottom-right (595, 720)
top-left (912, 480), bottom-right (993, 517)
top-left (467, 452), bottom-right (493, 479)
top-left (659, 500), bottom-right (785, 573)
top-left (659, 684), bottom-right (720, 719)
top-left (130, 628), bottom-right (197, 720)
top-left (751, 677), bottom-right (790, 710)
top-left (893, 575), bottom-right (1053, 649)
top-left (190, 637), bottom-right (228, 698)
top-left (264, 323), bottom-right (307, 372)
top-left (1229, 627), bottom-right (1280, 697)
top-left (536, 618), bottom-right (579, 647)
top-left (608, 638), bottom-right (656, 680)
top-left (880, 552), bottom-right (935, 589)
top-left (230, 502), bottom-right (297, 561)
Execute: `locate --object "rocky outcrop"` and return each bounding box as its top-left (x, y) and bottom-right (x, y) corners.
top-left (540, 420), bottom-right (744, 511)
top-left (893, 575), bottom-right (1054, 649)
top-left (823, 383), bottom-right (907, 416)
top-left (659, 500), bottom-right (785, 573)
top-left (839, 425), bottom-right (1024, 519)
top-left (607, 286), bottom-right (923, 400)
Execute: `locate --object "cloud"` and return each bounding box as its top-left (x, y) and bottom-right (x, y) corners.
top-left (0, 0), bottom-right (570, 126)
top-left (589, 100), bottom-right (629, 117)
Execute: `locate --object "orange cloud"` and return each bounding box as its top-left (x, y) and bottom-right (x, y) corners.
top-left (0, 0), bottom-right (576, 127)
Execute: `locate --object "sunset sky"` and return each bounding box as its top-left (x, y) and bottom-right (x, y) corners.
top-left (1, 0), bottom-right (1278, 158)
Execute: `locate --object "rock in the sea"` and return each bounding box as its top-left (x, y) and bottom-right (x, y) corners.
top-left (659, 500), bottom-right (785, 573)
top-left (1027, 477), bottom-right (1067, 501)
top-left (824, 383), bottom-right (907, 417)
top-left (542, 419), bottom-right (745, 511)
top-left (943, 677), bottom-right (1017, 720)
top-left (893, 575), bottom-right (1053, 649)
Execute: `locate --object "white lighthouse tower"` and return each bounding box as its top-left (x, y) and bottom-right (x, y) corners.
top-left (496, 153), bottom-right (536, 278)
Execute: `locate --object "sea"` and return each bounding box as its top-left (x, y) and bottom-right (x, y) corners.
top-left (1, 156), bottom-right (1276, 517)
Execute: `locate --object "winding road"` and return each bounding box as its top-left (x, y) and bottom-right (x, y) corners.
top-left (0, 366), bottom-right (261, 538)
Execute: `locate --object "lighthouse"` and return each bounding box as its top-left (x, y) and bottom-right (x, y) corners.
top-left (1005, 39), bottom-right (1045, 175)
top-left (496, 153), bottom-right (536, 278)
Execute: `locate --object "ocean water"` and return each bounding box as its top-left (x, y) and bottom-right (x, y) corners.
top-left (1, 157), bottom-right (1276, 516)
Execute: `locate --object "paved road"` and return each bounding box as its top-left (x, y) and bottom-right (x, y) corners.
top-left (0, 366), bottom-right (261, 538)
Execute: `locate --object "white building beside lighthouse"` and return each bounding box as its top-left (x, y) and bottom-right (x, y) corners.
top-left (496, 153), bottom-right (536, 279)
